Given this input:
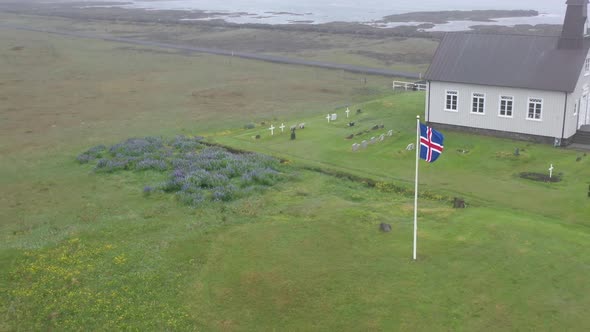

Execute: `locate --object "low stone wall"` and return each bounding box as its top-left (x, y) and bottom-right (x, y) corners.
top-left (426, 122), bottom-right (575, 147)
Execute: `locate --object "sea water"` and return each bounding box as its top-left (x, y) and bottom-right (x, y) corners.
top-left (80, 0), bottom-right (566, 28)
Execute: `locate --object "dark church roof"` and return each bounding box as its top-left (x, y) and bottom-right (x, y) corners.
top-left (424, 32), bottom-right (590, 92)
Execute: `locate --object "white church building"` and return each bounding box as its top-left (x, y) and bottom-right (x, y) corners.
top-left (424, 0), bottom-right (590, 146)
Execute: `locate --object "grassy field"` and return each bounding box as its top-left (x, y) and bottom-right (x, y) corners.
top-left (1, 15), bottom-right (590, 331)
top-left (0, 12), bottom-right (437, 74)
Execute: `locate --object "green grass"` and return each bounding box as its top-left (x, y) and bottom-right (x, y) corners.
top-left (190, 177), bottom-right (590, 330)
top-left (2, 16), bottom-right (590, 331)
top-left (5, 169), bottom-right (590, 330)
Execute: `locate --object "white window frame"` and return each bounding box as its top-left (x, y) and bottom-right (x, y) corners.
top-left (585, 58), bottom-right (590, 76)
top-left (526, 97), bottom-right (543, 121)
top-left (444, 90), bottom-right (458, 112)
top-left (573, 101), bottom-right (578, 117)
top-left (471, 92), bottom-right (485, 115)
top-left (498, 95), bottom-right (514, 118)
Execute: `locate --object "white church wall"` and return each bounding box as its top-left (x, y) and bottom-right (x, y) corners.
top-left (427, 81), bottom-right (566, 139)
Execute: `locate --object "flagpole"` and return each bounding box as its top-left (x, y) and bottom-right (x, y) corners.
top-left (413, 115), bottom-right (420, 261)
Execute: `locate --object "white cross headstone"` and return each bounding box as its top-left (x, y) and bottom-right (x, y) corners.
top-left (345, 107), bottom-right (350, 118)
top-left (326, 114), bottom-right (331, 123)
top-left (279, 123), bottom-right (285, 133)
top-left (269, 124), bottom-right (275, 136)
top-left (549, 164), bottom-right (554, 179)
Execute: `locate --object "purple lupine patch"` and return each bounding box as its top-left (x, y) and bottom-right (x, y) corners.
top-left (76, 144), bottom-right (107, 163)
top-left (143, 186), bottom-right (154, 195)
top-left (136, 159), bottom-right (168, 171)
top-left (78, 135), bottom-right (284, 206)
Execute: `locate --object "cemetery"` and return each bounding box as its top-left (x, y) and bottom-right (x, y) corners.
top-left (217, 91), bottom-right (590, 223)
top-left (245, 101), bottom-right (396, 155)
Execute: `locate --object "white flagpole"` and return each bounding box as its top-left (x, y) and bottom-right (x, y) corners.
top-left (413, 115), bottom-right (420, 261)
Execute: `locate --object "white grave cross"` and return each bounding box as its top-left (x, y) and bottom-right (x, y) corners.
top-left (549, 164), bottom-right (554, 179)
top-left (346, 107), bottom-right (350, 118)
top-left (326, 114), bottom-right (331, 123)
top-left (279, 123), bottom-right (285, 133)
top-left (269, 124), bottom-right (275, 136)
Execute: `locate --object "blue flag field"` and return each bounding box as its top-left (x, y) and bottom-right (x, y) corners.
top-left (419, 123), bottom-right (444, 163)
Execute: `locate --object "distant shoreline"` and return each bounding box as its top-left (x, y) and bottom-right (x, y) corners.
top-left (0, 2), bottom-right (563, 37)
top-left (178, 9), bottom-right (547, 29)
top-left (379, 10), bottom-right (539, 24)
top-left (77, 3), bottom-right (551, 28)
top-left (73, 0), bottom-right (562, 25)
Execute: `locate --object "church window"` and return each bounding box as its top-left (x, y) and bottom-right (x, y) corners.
top-left (471, 93), bottom-right (485, 114)
top-left (527, 98), bottom-right (543, 120)
top-left (499, 95), bottom-right (513, 117)
top-left (445, 90), bottom-right (458, 111)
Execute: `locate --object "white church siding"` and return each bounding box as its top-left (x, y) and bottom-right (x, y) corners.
top-left (427, 81), bottom-right (567, 139)
top-left (565, 48), bottom-right (590, 138)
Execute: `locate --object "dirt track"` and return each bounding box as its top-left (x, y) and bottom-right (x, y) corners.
top-left (0, 24), bottom-right (421, 79)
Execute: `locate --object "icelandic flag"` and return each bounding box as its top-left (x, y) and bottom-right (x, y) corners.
top-left (420, 123), bottom-right (444, 163)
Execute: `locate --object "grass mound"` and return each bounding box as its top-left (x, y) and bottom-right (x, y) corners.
top-left (77, 136), bottom-right (286, 206)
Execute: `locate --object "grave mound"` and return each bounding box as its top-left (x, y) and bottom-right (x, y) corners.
top-left (519, 172), bottom-right (562, 183)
